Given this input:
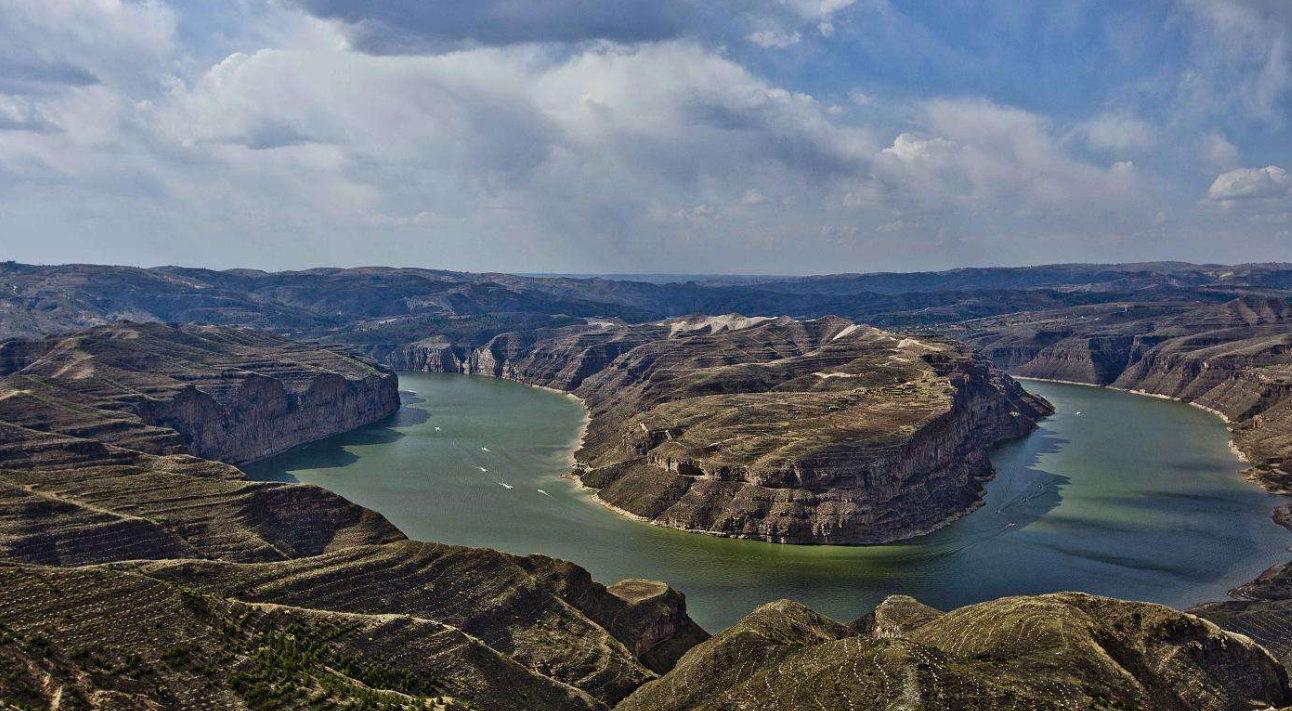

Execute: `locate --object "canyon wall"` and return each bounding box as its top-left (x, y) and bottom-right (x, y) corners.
top-left (954, 296), bottom-right (1292, 480)
top-left (137, 370), bottom-right (400, 464)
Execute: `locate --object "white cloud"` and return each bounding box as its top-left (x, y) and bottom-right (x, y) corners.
top-left (778, 0), bottom-right (859, 20)
top-left (0, 0), bottom-right (177, 94)
top-left (1174, 0), bottom-right (1292, 120)
top-left (747, 30), bottom-right (802, 49)
top-left (1079, 113), bottom-right (1155, 153)
top-left (873, 100), bottom-right (1144, 218)
top-left (1204, 166), bottom-right (1292, 209)
top-left (1201, 132), bottom-right (1240, 168)
top-left (3, 0), bottom-right (1280, 272)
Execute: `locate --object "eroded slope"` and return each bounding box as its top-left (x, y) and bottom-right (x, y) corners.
top-left (620, 593), bottom-right (1291, 711)
top-left (469, 316), bottom-right (1051, 544)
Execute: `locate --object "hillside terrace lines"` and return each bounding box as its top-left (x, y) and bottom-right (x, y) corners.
top-left (135, 543), bottom-right (667, 703)
top-left (536, 317), bottom-right (1050, 543)
top-left (0, 322), bottom-right (711, 709)
top-left (0, 564), bottom-right (601, 711)
top-left (622, 592), bottom-right (1291, 710)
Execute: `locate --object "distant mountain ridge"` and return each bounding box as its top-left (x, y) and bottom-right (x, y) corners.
top-left (6, 260), bottom-right (1292, 370)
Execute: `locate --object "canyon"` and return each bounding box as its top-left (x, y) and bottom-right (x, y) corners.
top-left (9, 262), bottom-right (1292, 708)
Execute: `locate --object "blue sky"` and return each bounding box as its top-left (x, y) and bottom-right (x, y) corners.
top-left (0, 0), bottom-right (1290, 274)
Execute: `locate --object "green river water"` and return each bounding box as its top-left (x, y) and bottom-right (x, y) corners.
top-left (245, 373), bottom-right (1291, 632)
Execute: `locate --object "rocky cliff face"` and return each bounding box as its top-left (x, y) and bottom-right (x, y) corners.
top-left (457, 315), bottom-right (1051, 544)
top-left (952, 296), bottom-right (1292, 674)
top-left (367, 336), bottom-right (468, 373)
top-left (0, 322), bottom-right (401, 464)
top-left (136, 369), bottom-right (399, 464)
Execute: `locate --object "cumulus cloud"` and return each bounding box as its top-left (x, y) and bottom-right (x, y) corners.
top-left (283, 0), bottom-right (868, 55)
top-left (14, 32), bottom-right (877, 269)
top-left (3, 0), bottom-right (1284, 272)
top-left (779, 0), bottom-right (859, 19)
top-left (1201, 133), bottom-right (1241, 168)
top-left (281, 0), bottom-right (713, 53)
top-left (1204, 166), bottom-right (1292, 209)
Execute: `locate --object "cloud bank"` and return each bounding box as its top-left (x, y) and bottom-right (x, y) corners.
top-left (0, 0), bottom-right (1289, 272)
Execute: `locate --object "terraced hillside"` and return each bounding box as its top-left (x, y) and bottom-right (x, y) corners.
top-left (0, 322), bottom-right (401, 464)
top-left (0, 324), bottom-right (708, 710)
top-left (619, 593), bottom-right (1292, 711)
top-left (467, 315), bottom-right (1051, 544)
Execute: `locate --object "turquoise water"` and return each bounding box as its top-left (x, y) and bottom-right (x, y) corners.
top-left (244, 373), bottom-right (1292, 632)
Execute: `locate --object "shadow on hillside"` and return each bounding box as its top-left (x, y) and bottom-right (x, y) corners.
top-left (242, 401), bottom-right (430, 481)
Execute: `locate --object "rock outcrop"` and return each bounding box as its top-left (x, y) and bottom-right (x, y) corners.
top-left (463, 315), bottom-right (1051, 544)
top-left (620, 593), bottom-right (1292, 711)
top-left (371, 336), bottom-right (468, 373)
top-left (0, 322), bottom-right (401, 464)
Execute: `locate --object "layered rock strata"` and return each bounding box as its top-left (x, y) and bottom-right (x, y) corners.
top-left (463, 315), bottom-right (1052, 544)
top-left (950, 296), bottom-right (1292, 671)
top-left (0, 322), bottom-right (401, 464)
top-left (951, 297), bottom-right (1292, 488)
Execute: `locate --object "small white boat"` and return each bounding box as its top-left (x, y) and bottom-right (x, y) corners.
top-left (537, 489), bottom-right (550, 497)
top-left (434, 426), bottom-right (442, 431)
top-left (498, 482), bottom-right (514, 489)
top-left (478, 466), bottom-right (488, 472)
top-left (481, 447), bottom-right (491, 452)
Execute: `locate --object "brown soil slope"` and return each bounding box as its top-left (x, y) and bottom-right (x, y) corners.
top-left (467, 316), bottom-right (1051, 544)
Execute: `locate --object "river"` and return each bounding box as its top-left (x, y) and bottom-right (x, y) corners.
top-left (244, 373), bottom-right (1291, 632)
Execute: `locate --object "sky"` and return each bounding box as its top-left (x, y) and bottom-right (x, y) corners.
top-left (0, 0), bottom-right (1291, 274)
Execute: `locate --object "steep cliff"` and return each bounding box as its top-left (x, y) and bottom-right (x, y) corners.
top-left (462, 316), bottom-right (1051, 544)
top-left (0, 322), bottom-right (400, 464)
top-left (952, 297), bottom-right (1292, 670)
top-left (370, 336), bottom-right (467, 373)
